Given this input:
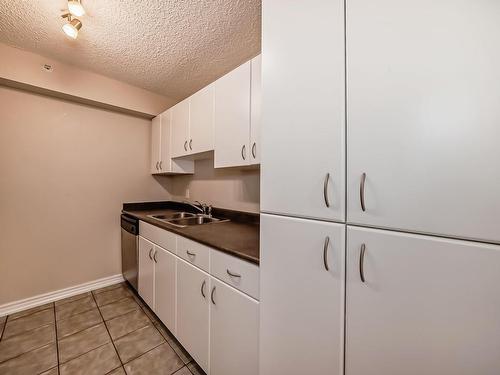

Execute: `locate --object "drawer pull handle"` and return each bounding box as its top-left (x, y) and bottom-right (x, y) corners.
top-left (323, 236), bottom-right (330, 271)
top-left (186, 250), bottom-right (196, 257)
top-left (153, 250), bottom-right (158, 263)
top-left (252, 142), bottom-right (257, 158)
top-left (226, 269), bottom-right (241, 278)
top-left (184, 140), bottom-right (188, 151)
top-left (211, 286), bottom-right (216, 305)
top-left (201, 280), bottom-right (206, 298)
top-left (323, 173), bottom-right (331, 208)
top-left (360, 243), bottom-right (366, 283)
top-left (155, 161), bottom-right (159, 171)
top-left (148, 248), bottom-right (153, 261)
top-left (360, 173), bottom-right (367, 212)
top-left (189, 139), bottom-right (193, 150)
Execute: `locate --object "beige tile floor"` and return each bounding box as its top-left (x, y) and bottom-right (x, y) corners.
top-left (0, 283), bottom-right (206, 375)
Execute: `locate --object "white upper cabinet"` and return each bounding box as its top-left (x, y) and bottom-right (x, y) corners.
top-left (171, 99), bottom-right (190, 158)
top-left (346, 0), bottom-right (500, 242)
top-left (189, 84), bottom-right (215, 154)
top-left (151, 110), bottom-right (193, 175)
top-left (261, 0), bottom-right (345, 222)
top-left (214, 61), bottom-right (252, 168)
top-left (260, 214), bottom-right (345, 375)
top-left (250, 54), bottom-right (261, 165)
top-left (150, 116), bottom-right (161, 174)
top-left (346, 226), bottom-right (500, 375)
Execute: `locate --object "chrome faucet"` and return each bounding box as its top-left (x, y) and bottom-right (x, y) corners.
top-left (183, 200), bottom-right (212, 217)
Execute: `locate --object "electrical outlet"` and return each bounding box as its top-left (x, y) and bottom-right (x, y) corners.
top-left (185, 188), bottom-right (190, 199)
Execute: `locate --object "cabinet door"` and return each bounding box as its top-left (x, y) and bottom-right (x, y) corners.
top-left (346, 226), bottom-right (500, 375)
top-left (177, 259), bottom-right (210, 373)
top-left (347, 0), bottom-right (500, 242)
top-left (171, 99), bottom-right (190, 158)
top-left (153, 246), bottom-right (176, 334)
top-left (214, 61), bottom-right (251, 168)
top-left (160, 110), bottom-right (194, 174)
top-left (261, 0), bottom-right (345, 221)
top-left (150, 116), bottom-right (161, 174)
top-left (190, 84), bottom-right (214, 154)
top-left (138, 236), bottom-right (155, 308)
top-left (158, 110), bottom-right (170, 173)
top-left (260, 214), bottom-right (344, 375)
top-left (210, 277), bottom-right (259, 375)
top-left (250, 54), bottom-right (261, 165)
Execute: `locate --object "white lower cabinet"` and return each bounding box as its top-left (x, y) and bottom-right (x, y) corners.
top-left (138, 236), bottom-right (155, 308)
top-left (177, 258), bottom-right (210, 373)
top-left (138, 222), bottom-right (259, 375)
top-left (153, 246), bottom-right (176, 334)
top-left (260, 214), bottom-right (345, 375)
top-left (210, 277), bottom-right (259, 375)
top-left (346, 226), bottom-right (500, 375)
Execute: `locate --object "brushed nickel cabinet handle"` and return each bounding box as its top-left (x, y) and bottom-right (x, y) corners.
top-left (184, 141), bottom-right (188, 151)
top-left (323, 236), bottom-right (330, 271)
top-left (148, 248), bottom-right (153, 261)
top-left (323, 173), bottom-right (331, 208)
top-left (201, 280), bottom-right (206, 298)
top-left (360, 173), bottom-right (367, 212)
top-left (211, 286), bottom-right (216, 305)
top-left (153, 250), bottom-right (158, 263)
top-left (252, 142), bottom-right (256, 159)
top-left (155, 161), bottom-right (159, 171)
top-left (226, 269), bottom-right (241, 278)
top-left (189, 139), bottom-right (193, 150)
top-left (159, 161), bottom-right (162, 170)
top-left (241, 145), bottom-right (246, 160)
top-left (360, 243), bottom-right (366, 282)
top-left (186, 250), bottom-right (196, 257)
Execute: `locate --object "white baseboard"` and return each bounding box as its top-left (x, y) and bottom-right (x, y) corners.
top-left (0, 274), bottom-right (125, 317)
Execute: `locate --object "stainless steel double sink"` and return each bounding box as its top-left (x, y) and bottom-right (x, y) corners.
top-left (147, 212), bottom-right (229, 228)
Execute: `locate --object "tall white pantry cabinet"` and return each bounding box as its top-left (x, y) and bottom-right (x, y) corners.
top-left (260, 0), bottom-right (500, 375)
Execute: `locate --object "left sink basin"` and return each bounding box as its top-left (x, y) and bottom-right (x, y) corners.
top-left (148, 212), bottom-right (196, 220)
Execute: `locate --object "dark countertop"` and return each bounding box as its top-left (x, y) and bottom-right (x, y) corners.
top-left (122, 201), bottom-right (260, 265)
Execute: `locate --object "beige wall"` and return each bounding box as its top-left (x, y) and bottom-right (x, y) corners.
top-left (165, 158), bottom-right (260, 213)
top-left (0, 86), bottom-right (171, 305)
top-left (0, 43), bottom-right (176, 117)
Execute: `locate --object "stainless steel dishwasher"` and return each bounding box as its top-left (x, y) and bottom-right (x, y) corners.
top-left (121, 214), bottom-right (138, 291)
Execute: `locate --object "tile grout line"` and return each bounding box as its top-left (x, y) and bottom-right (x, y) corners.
top-left (129, 290), bottom-right (195, 369)
top-left (58, 341), bottom-right (111, 367)
top-left (120, 340), bottom-right (168, 367)
top-left (5, 305), bottom-right (53, 323)
top-left (90, 290), bottom-right (125, 372)
top-left (52, 303), bottom-right (61, 372)
top-left (0, 330), bottom-right (56, 366)
top-left (0, 322), bottom-right (55, 346)
top-left (52, 292), bottom-right (91, 308)
top-left (0, 315), bottom-right (8, 341)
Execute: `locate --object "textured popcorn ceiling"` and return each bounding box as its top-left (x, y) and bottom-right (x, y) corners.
top-left (0, 0), bottom-right (261, 100)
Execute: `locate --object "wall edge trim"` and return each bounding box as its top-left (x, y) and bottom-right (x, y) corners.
top-left (0, 274), bottom-right (125, 317)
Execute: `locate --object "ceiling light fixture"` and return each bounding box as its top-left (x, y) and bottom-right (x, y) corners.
top-left (67, 0), bottom-right (85, 17)
top-left (62, 14), bottom-right (82, 39)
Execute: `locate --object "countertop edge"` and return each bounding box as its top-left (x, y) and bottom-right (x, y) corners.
top-left (123, 210), bottom-right (260, 265)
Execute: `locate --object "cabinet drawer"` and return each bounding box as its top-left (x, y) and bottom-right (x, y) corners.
top-left (210, 250), bottom-right (259, 300)
top-left (177, 236), bottom-right (210, 273)
top-left (139, 221), bottom-right (176, 253)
